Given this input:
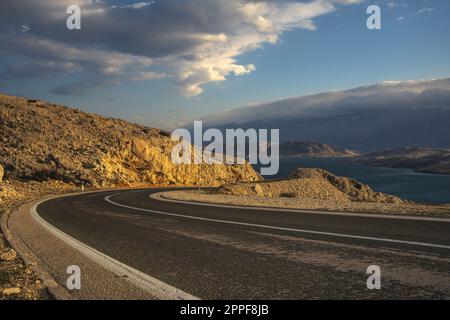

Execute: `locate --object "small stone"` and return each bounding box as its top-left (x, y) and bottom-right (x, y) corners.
top-left (1, 249), bottom-right (17, 261)
top-left (253, 184), bottom-right (265, 197)
top-left (2, 287), bottom-right (21, 295)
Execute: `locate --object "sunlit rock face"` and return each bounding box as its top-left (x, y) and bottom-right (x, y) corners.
top-left (0, 94), bottom-right (261, 188)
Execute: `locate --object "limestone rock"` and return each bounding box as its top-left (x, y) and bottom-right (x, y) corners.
top-left (0, 184), bottom-right (21, 201)
top-left (219, 168), bottom-right (404, 204)
top-left (253, 184), bottom-right (265, 197)
top-left (1, 249), bottom-right (17, 261)
top-left (0, 94), bottom-right (261, 187)
top-left (2, 287), bottom-right (21, 295)
top-left (289, 168), bottom-right (404, 203)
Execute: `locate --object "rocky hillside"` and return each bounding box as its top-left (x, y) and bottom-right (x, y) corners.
top-left (279, 141), bottom-right (358, 158)
top-left (0, 94), bottom-right (261, 188)
top-left (218, 168), bottom-right (403, 204)
top-left (356, 148), bottom-right (450, 175)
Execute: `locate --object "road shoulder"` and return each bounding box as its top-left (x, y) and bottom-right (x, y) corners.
top-left (4, 193), bottom-right (164, 299)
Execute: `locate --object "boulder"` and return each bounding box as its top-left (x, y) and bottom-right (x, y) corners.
top-left (1, 249), bottom-right (17, 262)
top-left (2, 288), bottom-right (21, 296)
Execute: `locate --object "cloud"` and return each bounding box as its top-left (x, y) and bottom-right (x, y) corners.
top-left (198, 77), bottom-right (450, 151)
top-left (392, 5), bottom-right (435, 22)
top-left (381, 1), bottom-right (408, 10)
top-left (414, 8), bottom-right (435, 15)
top-left (201, 78), bottom-right (450, 126)
top-left (0, 0), bottom-right (361, 96)
top-left (49, 79), bottom-right (106, 95)
top-left (0, 33), bottom-right (156, 79)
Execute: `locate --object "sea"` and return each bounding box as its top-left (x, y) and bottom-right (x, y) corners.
top-left (255, 157), bottom-right (450, 204)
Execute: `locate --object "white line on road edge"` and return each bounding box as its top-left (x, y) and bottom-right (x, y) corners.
top-left (31, 199), bottom-right (199, 300)
top-left (151, 192), bottom-right (450, 223)
top-left (106, 194), bottom-right (450, 250)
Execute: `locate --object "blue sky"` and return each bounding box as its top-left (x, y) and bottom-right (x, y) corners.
top-left (1, 0), bottom-right (449, 129)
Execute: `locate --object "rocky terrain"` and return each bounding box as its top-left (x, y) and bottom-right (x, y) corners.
top-left (163, 168), bottom-right (450, 216)
top-left (218, 168), bottom-right (403, 203)
top-left (0, 94), bottom-right (261, 187)
top-left (356, 148), bottom-right (450, 175)
top-left (279, 141), bottom-right (359, 158)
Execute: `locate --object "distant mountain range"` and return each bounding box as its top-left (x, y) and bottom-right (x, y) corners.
top-left (355, 148), bottom-right (450, 175)
top-left (278, 141), bottom-right (358, 158)
top-left (201, 78), bottom-right (450, 152)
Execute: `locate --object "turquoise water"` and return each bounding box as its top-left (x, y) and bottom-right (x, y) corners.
top-left (257, 157), bottom-right (450, 204)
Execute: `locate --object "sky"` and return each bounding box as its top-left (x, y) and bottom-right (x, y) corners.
top-left (1, 0), bottom-right (449, 130)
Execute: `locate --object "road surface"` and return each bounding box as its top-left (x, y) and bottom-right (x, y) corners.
top-left (14, 189), bottom-right (450, 299)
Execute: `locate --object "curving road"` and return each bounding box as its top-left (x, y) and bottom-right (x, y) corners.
top-left (26, 189), bottom-right (450, 299)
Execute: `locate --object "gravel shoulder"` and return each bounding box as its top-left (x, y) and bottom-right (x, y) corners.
top-left (161, 190), bottom-right (450, 217)
top-left (0, 180), bottom-right (77, 300)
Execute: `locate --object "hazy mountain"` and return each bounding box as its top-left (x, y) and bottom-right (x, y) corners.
top-left (279, 141), bottom-right (359, 158)
top-left (356, 148), bottom-right (450, 175)
top-left (201, 78), bottom-right (450, 151)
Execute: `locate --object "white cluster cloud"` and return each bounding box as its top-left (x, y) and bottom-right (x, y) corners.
top-left (0, 0), bottom-right (361, 96)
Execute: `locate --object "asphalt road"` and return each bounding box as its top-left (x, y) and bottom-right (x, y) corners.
top-left (36, 188), bottom-right (450, 299)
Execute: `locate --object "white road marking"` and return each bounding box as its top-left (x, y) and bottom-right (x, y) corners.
top-left (31, 199), bottom-right (199, 300)
top-left (105, 193), bottom-right (450, 250)
top-left (151, 192), bottom-right (450, 223)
